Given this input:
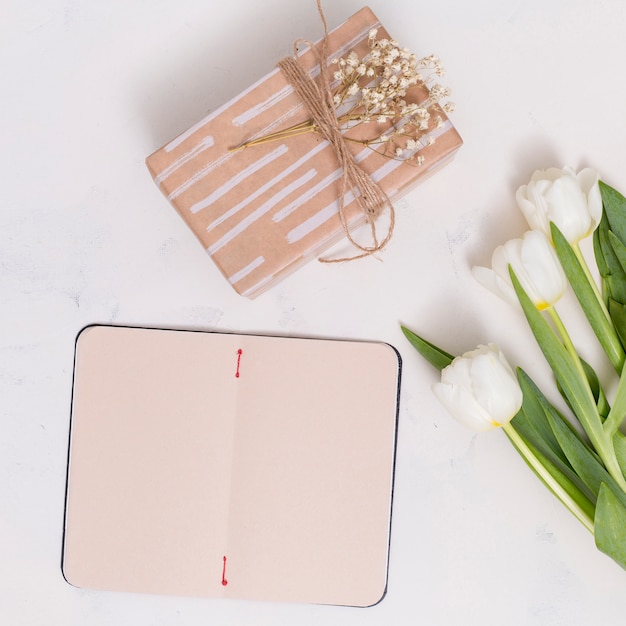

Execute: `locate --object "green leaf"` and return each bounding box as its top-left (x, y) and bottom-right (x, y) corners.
top-left (609, 299), bottom-right (626, 349)
top-left (603, 352), bottom-right (626, 436)
top-left (581, 358), bottom-right (610, 418)
top-left (556, 357), bottom-right (610, 419)
top-left (515, 369), bottom-right (578, 464)
top-left (600, 180), bottom-right (626, 245)
top-left (608, 230), bottom-right (626, 278)
top-left (595, 482), bottom-right (626, 570)
top-left (551, 222), bottom-right (625, 372)
top-left (613, 431), bottom-right (626, 479)
top-left (598, 226), bottom-right (626, 304)
top-left (504, 424), bottom-right (595, 532)
top-left (510, 267), bottom-right (626, 490)
top-left (593, 212), bottom-right (610, 279)
top-left (509, 268), bottom-right (604, 446)
top-left (400, 325), bottom-right (454, 371)
top-left (512, 370), bottom-right (598, 505)
top-left (512, 409), bottom-right (596, 504)
top-left (547, 408), bottom-right (626, 510)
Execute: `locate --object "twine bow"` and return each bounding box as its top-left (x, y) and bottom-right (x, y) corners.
top-left (277, 1), bottom-right (395, 262)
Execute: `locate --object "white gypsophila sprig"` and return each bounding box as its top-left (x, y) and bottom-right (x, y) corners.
top-left (328, 28), bottom-right (454, 164)
top-left (234, 29), bottom-right (454, 164)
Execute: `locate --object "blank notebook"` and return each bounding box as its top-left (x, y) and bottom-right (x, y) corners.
top-left (62, 325), bottom-right (401, 607)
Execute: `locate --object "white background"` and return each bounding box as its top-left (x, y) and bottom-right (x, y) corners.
top-left (3, 0), bottom-right (626, 624)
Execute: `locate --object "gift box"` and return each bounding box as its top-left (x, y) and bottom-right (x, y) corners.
top-left (146, 6), bottom-right (462, 298)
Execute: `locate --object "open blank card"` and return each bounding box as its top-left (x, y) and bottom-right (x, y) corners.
top-left (62, 325), bottom-right (401, 607)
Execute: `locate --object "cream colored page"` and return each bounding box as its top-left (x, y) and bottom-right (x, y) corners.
top-left (63, 326), bottom-right (238, 597)
top-left (226, 336), bottom-right (399, 607)
top-left (63, 328), bottom-right (400, 605)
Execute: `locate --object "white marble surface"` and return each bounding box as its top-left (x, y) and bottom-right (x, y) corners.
top-left (4, 0), bottom-right (626, 623)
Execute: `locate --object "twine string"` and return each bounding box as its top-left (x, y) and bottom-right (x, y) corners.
top-left (277, 1), bottom-right (395, 261)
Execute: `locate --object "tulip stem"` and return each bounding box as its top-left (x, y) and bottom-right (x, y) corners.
top-left (572, 242), bottom-right (612, 325)
top-left (546, 306), bottom-right (590, 386)
top-left (502, 423), bottom-right (594, 533)
top-left (546, 306), bottom-right (626, 491)
top-left (604, 367), bottom-right (626, 436)
top-left (571, 241), bottom-right (626, 373)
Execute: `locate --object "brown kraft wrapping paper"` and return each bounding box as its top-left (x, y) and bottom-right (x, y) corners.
top-left (146, 6), bottom-right (463, 298)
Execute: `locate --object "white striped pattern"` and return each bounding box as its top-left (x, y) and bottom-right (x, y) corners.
top-left (190, 144), bottom-right (288, 214)
top-left (156, 136), bottom-right (215, 184)
top-left (231, 20), bottom-right (381, 127)
top-left (206, 141), bottom-right (328, 231)
top-left (167, 150), bottom-right (235, 200)
top-left (157, 18), bottom-right (380, 158)
top-left (272, 167), bottom-right (343, 222)
top-left (163, 67), bottom-right (281, 153)
top-left (284, 121), bottom-right (453, 244)
top-left (272, 145), bottom-right (370, 222)
top-left (228, 255), bottom-right (265, 285)
top-left (240, 273), bottom-right (273, 297)
top-left (156, 19), bottom-right (381, 196)
top-left (208, 169), bottom-right (318, 255)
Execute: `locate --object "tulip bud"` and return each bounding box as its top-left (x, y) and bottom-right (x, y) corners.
top-left (516, 167), bottom-right (602, 244)
top-left (432, 344), bottom-right (523, 432)
top-left (472, 230), bottom-right (567, 310)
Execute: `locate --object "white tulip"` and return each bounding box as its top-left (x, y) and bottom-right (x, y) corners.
top-left (432, 344), bottom-right (523, 432)
top-left (472, 230), bottom-right (567, 310)
top-left (516, 166), bottom-right (602, 244)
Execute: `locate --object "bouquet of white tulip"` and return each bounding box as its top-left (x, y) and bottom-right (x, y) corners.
top-left (403, 166), bottom-right (626, 569)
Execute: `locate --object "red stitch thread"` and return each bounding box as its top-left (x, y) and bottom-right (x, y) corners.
top-left (221, 555), bottom-right (228, 586)
top-left (235, 349), bottom-right (243, 378)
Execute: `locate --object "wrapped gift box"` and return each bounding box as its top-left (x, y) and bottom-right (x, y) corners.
top-left (146, 6), bottom-right (462, 298)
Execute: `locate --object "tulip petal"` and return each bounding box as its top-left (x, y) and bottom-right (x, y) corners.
top-left (470, 348), bottom-right (523, 422)
top-left (517, 167), bottom-right (601, 243)
top-left (432, 380), bottom-right (497, 431)
top-left (471, 265), bottom-right (518, 307)
top-left (578, 168), bottom-right (602, 228)
top-left (432, 345), bottom-right (523, 432)
top-left (474, 230), bottom-right (567, 309)
top-left (519, 231), bottom-right (567, 306)
top-left (517, 181), bottom-right (550, 234)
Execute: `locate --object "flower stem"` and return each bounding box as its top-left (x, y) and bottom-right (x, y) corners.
top-left (502, 423), bottom-right (594, 532)
top-left (546, 306), bottom-right (626, 491)
top-left (230, 122), bottom-right (317, 151)
top-left (546, 306), bottom-right (589, 385)
top-left (572, 242), bottom-right (612, 324)
top-left (604, 368), bottom-right (626, 436)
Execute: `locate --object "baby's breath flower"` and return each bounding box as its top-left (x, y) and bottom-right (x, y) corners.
top-left (234, 29), bottom-right (454, 167)
top-left (346, 51), bottom-right (359, 67)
